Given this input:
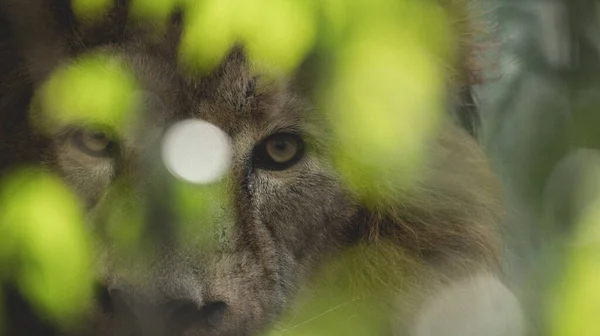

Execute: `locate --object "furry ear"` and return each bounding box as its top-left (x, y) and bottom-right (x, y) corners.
top-left (439, 0), bottom-right (487, 139)
top-left (1, 0), bottom-right (185, 84)
top-left (0, 0), bottom-right (73, 84)
top-left (354, 121), bottom-right (502, 278)
top-left (0, 1), bottom-right (63, 173)
top-left (304, 121), bottom-right (505, 333)
top-left (288, 49), bottom-right (328, 100)
top-left (440, 0), bottom-right (488, 86)
top-left (452, 86), bottom-right (480, 139)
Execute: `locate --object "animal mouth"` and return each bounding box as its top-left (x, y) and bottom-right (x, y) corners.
top-left (97, 285), bottom-right (228, 336)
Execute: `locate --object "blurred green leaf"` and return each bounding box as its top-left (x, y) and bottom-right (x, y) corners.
top-left (179, 0), bottom-right (237, 73)
top-left (180, 0), bottom-right (316, 74)
top-left (99, 183), bottom-right (147, 260)
top-left (271, 243), bottom-right (418, 335)
top-left (34, 53), bottom-right (140, 135)
top-left (0, 168), bottom-right (94, 328)
top-left (130, 0), bottom-right (178, 23)
top-left (549, 169), bottom-right (600, 336)
top-left (1, 0), bottom-right (471, 333)
top-left (71, 0), bottom-right (113, 21)
top-left (240, 0), bottom-right (317, 73)
top-left (173, 180), bottom-right (230, 249)
top-left (324, 1), bottom-right (453, 204)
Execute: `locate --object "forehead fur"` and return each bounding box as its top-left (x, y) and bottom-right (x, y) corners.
top-left (1, 0), bottom-right (308, 137)
top-left (128, 50), bottom-right (309, 146)
top-left (0, 0), bottom-right (484, 159)
top-left (118, 44), bottom-right (289, 137)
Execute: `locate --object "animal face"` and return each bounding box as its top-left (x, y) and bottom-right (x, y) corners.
top-left (0, 1), bottom-right (505, 336)
top-left (41, 45), bottom-right (362, 335)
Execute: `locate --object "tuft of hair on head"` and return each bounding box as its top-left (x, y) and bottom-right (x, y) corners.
top-left (439, 0), bottom-right (491, 86)
top-left (439, 0), bottom-right (493, 139)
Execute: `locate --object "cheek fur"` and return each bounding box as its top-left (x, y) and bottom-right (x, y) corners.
top-left (252, 169), bottom-right (356, 263)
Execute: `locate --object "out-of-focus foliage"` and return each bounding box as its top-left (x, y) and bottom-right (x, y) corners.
top-left (320, 0), bottom-right (456, 204)
top-left (0, 168), bottom-right (94, 328)
top-left (478, 0), bottom-right (600, 335)
top-left (14, 0), bottom-right (600, 335)
top-left (177, 0), bottom-right (458, 205)
top-left (1, 49), bottom-right (140, 332)
top-left (1, 0), bottom-right (464, 333)
top-left (130, 0), bottom-right (178, 23)
top-left (34, 53), bottom-right (140, 135)
top-left (270, 243), bottom-right (417, 336)
top-left (548, 169), bottom-right (600, 336)
top-left (95, 182), bottom-right (148, 261)
top-left (326, 3), bottom-right (451, 203)
top-left (72, 0), bottom-right (113, 21)
top-left (179, 0), bottom-right (317, 73)
top-left (68, 0), bottom-right (457, 201)
top-left (73, 0), bottom-right (178, 23)
top-left (173, 180), bottom-right (230, 250)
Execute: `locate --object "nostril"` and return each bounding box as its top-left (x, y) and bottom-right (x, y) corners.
top-left (160, 300), bottom-right (201, 319)
top-left (98, 288), bottom-right (228, 333)
top-left (199, 301), bottom-right (227, 328)
top-left (108, 289), bottom-right (139, 319)
top-left (95, 283), bottom-right (113, 314)
top-left (96, 284), bottom-right (135, 318)
top-left (107, 289), bottom-right (148, 336)
top-left (164, 299), bottom-right (227, 332)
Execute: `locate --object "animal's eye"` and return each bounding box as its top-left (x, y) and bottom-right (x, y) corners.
top-left (253, 133), bottom-right (304, 170)
top-left (71, 129), bottom-right (114, 157)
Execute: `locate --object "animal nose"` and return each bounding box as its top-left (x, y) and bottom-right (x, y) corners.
top-left (98, 287), bottom-right (227, 335)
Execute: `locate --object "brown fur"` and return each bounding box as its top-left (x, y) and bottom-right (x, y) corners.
top-left (0, 0), bottom-right (505, 335)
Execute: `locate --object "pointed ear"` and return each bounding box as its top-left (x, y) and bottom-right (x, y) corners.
top-left (451, 85), bottom-right (481, 139)
top-left (352, 122), bottom-right (502, 275)
top-left (0, 0), bottom-right (74, 84)
top-left (288, 49), bottom-right (331, 101)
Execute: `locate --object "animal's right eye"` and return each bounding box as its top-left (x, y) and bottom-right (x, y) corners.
top-left (70, 129), bottom-right (115, 158)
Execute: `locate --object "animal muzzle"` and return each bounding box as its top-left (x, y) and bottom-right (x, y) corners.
top-left (97, 282), bottom-right (228, 336)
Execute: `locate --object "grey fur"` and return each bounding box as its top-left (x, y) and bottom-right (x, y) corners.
top-left (0, 1), bottom-right (506, 335)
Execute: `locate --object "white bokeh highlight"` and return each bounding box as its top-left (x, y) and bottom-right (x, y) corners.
top-left (411, 274), bottom-right (525, 336)
top-left (161, 119), bottom-right (232, 184)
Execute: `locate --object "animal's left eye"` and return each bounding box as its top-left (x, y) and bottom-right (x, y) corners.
top-left (253, 133), bottom-right (304, 170)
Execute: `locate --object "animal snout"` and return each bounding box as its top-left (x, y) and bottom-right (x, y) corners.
top-left (97, 285), bottom-right (227, 336)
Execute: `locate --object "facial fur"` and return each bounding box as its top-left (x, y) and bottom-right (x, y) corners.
top-left (0, 1), bottom-right (505, 335)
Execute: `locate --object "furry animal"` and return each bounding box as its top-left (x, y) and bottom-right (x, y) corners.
top-left (0, 0), bottom-right (514, 335)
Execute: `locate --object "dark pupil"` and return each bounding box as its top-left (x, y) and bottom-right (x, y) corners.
top-left (91, 132), bottom-right (106, 140)
top-left (274, 140), bottom-right (287, 151)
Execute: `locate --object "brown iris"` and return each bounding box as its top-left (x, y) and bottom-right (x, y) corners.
top-left (71, 129), bottom-right (113, 157)
top-left (253, 133), bottom-right (304, 170)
